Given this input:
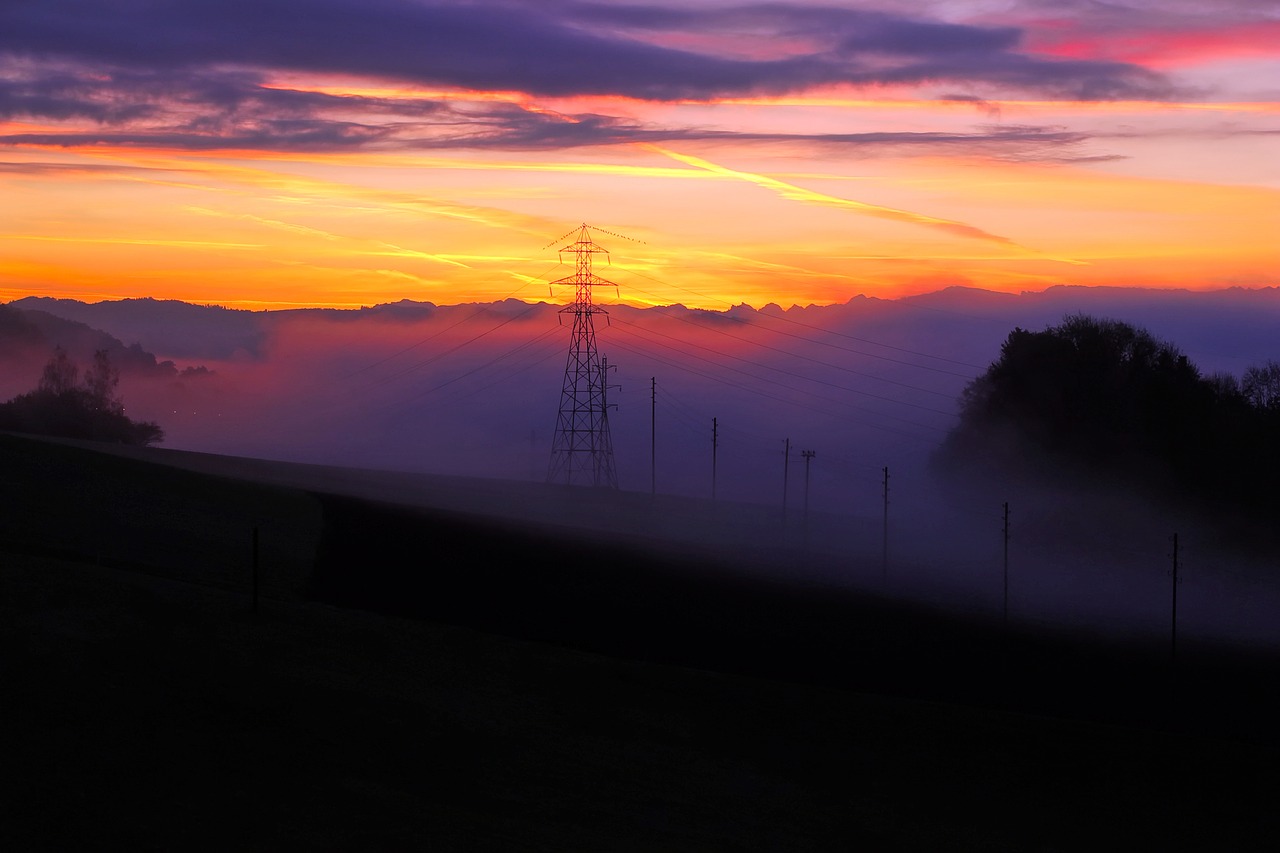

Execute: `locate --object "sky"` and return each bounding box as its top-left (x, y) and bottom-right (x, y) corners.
top-left (0, 0), bottom-right (1277, 311)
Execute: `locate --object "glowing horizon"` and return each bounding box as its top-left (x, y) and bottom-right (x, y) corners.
top-left (1, 1), bottom-right (1276, 311)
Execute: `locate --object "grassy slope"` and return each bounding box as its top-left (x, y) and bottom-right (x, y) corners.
top-left (1, 433), bottom-right (1276, 851)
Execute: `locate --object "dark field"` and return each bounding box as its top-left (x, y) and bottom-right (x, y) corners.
top-left (1, 433), bottom-right (1276, 850)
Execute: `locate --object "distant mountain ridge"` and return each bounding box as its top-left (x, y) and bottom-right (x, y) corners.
top-left (10, 284), bottom-right (1280, 371)
top-left (0, 302), bottom-right (203, 380)
top-left (10, 297), bottom-right (269, 362)
top-left (6, 295), bottom-right (528, 361)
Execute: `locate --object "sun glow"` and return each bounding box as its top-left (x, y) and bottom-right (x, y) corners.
top-left (1, 2), bottom-right (1275, 311)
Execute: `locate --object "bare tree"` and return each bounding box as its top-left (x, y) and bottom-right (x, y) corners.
top-left (1205, 371), bottom-right (1241, 399)
top-left (37, 346), bottom-right (78, 395)
top-left (1242, 360), bottom-right (1280, 411)
top-left (83, 349), bottom-right (122, 413)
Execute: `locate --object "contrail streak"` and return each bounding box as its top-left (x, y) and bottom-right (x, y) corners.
top-left (645, 144), bottom-right (1023, 248)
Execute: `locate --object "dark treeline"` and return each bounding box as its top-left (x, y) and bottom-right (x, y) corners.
top-left (935, 314), bottom-right (1280, 530)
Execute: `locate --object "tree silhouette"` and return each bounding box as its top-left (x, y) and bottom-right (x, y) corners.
top-left (1242, 360), bottom-right (1280, 411)
top-left (0, 348), bottom-right (163, 446)
top-left (38, 345), bottom-right (79, 394)
top-left (83, 348), bottom-right (123, 413)
top-left (935, 314), bottom-right (1276, 517)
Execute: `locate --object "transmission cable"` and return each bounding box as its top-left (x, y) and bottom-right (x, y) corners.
top-left (611, 315), bottom-right (957, 419)
top-left (609, 265), bottom-right (984, 370)
top-left (604, 334), bottom-right (937, 444)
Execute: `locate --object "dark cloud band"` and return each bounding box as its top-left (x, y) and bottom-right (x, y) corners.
top-left (0, 1), bottom-right (1183, 156)
top-left (0, 0), bottom-right (1175, 102)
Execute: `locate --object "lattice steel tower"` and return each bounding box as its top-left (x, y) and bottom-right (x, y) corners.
top-left (546, 224), bottom-right (619, 488)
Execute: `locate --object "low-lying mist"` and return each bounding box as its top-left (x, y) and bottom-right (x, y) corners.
top-left (12, 286), bottom-right (1280, 652)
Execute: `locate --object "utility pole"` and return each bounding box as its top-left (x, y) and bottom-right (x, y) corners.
top-left (802, 450), bottom-right (816, 516)
top-left (546, 224), bottom-right (620, 488)
top-left (251, 525), bottom-right (260, 614)
top-left (801, 449), bottom-right (816, 553)
top-left (529, 428), bottom-right (537, 480)
top-left (650, 376), bottom-right (656, 496)
top-left (602, 355), bottom-right (618, 451)
top-left (711, 416), bottom-right (718, 502)
top-left (1170, 532), bottom-right (1180, 667)
top-left (881, 466), bottom-right (890, 585)
top-left (782, 438), bottom-right (791, 523)
top-left (1002, 501), bottom-right (1010, 627)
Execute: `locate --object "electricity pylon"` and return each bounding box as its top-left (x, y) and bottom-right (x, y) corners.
top-left (546, 224), bottom-right (620, 488)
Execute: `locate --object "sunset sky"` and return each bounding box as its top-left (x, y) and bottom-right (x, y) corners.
top-left (1, 0), bottom-right (1276, 310)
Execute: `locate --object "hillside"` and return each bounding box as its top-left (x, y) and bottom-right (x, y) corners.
top-left (1, 432), bottom-right (1277, 850)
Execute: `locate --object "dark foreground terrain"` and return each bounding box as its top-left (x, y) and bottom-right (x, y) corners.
top-left (1, 433), bottom-right (1277, 851)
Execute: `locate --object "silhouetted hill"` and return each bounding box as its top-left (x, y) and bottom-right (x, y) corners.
top-left (8, 295), bottom-right (470, 360)
top-left (4, 431), bottom-right (1278, 728)
top-left (2, 433), bottom-right (1277, 850)
top-left (11, 295), bottom-right (268, 361)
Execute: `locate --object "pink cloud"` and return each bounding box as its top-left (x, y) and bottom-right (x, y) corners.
top-left (1027, 19), bottom-right (1280, 69)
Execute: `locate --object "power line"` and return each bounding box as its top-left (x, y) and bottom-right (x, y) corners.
top-left (603, 335), bottom-right (938, 444)
top-left (428, 329), bottom-right (564, 406)
top-left (390, 330), bottom-right (563, 413)
top-left (611, 315), bottom-right (957, 420)
top-left (361, 302), bottom-right (545, 393)
top-left (606, 330), bottom-right (945, 441)
top-left (608, 265), bottom-right (984, 370)
top-left (656, 384), bottom-right (901, 476)
top-left (338, 266), bottom-right (559, 382)
top-left (618, 307), bottom-right (963, 397)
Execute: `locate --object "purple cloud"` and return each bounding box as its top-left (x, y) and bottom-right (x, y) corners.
top-left (0, 1), bottom-right (1184, 155)
top-left (0, 1), bottom-right (1175, 102)
top-left (0, 61), bottom-right (1101, 159)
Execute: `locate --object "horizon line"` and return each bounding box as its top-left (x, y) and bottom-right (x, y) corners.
top-left (5, 282), bottom-right (1278, 315)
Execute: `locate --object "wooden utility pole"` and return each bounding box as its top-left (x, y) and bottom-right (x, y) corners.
top-left (650, 376), bottom-right (656, 496)
top-left (802, 450), bottom-right (816, 515)
top-left (881, 466), bottom-right (890, 584)
top-left (251, 525), bottom-right (260, 613)
top-left (782, 438), bottom-right (791, 523)
top-left (1002, 501), bottom-right (1010, 626)
top-left (711, 417), bottom-right (718, 501)
top-left (529, 428), bottom-right (537, 480)
top-left (1171, 532), bottom-right (1180, 666)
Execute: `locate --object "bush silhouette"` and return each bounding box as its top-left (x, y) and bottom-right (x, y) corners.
top-left (0, 347), bottom-right (164, 446)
